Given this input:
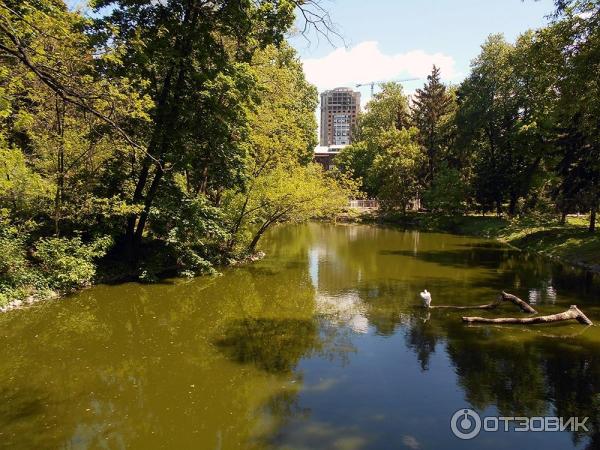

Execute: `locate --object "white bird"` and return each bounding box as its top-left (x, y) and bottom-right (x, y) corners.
top-left (420, 290), bottom-right (432, 308)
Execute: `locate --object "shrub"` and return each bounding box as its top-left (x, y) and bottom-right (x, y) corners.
top-left (423, 165), bottom-right (468, 216)
top-left (33, 235), bottom-right (113, 292)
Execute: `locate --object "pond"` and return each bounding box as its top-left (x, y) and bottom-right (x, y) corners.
top-left (1, 223), bottom-right (600, 449)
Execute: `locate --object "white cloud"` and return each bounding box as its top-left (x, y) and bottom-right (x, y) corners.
top-left (302, 41), bottom-right (458, 94)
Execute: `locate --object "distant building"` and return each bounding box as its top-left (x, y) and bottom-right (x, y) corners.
top-left (319, 88), bottom-right (361, 146)
top-left (313, 145), bottom-right (345, 171)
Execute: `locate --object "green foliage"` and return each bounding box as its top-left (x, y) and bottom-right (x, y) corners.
top-left (369, 128), bottom-right (425, 213)
top-left (0, 0), bottom-right (327, 302)
top-left (337, 82), bottom-right (416, 197)
top-left (247, 44), bottom-right (318, 170)
top-left (0, 213), bottom-right (33, 306)
top-left (422, 165), bottom-right (468, 215)
top-left (356, 82), bottom-right (411, 139)
top-left (411, 65), bottom-right (454, 183)
top-left (0, 211), bottom-right (112, 304)
top-left (33, 236), bottom-right (113, 292)
top-left (149, 178), bottom-right (228, 275)
top-left (224, 163), bottom-right (354, 253)
top-left (0, 141), bottom-right (52, 217)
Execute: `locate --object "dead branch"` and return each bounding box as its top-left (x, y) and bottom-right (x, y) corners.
top-left (462, 305), bottom-right (593, 326)
top-left (430, 291), bottom-right (537, 314)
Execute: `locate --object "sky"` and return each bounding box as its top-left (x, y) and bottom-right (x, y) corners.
top-left (290, 0), bottom-right (557, 102)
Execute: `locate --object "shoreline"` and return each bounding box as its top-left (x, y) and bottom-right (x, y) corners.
top-left (0, 251), bottom-right (267, 314)
top-left (339, 211), bottom-right (600, 275)
top-left (2, 216), bottom-right (598, 313)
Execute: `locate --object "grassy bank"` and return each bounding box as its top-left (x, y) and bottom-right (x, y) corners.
top-left (350, 210), bottom-right (600, 272)
top-left (456, 215), bottom-right (600, 272)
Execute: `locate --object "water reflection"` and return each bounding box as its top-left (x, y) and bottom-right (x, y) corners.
top-left (216, 318), bottom-right (320, 373)
top-left (0, 223), bottom-right (599, 449)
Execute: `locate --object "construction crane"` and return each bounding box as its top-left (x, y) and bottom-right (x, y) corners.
top-left (356, 78), bottom-right (419, 96)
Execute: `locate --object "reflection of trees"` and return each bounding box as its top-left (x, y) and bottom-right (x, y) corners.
top-left (0, 227), bottom-right (367, 449)
top-left (445, 326), bottom-right (548, 416)
top-left (541, 341), bottom-right (600, 449)
top-left (2, 223), bottom-right (600, 448)
top-left (216, 318), bottom-right (321, 374)
top-left (439, 322), bottom-right (600, 447)
top-left (403, 312), bottom-right (440, 371)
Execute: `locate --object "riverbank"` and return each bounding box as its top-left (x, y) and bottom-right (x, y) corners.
top-left (348, 211), bottom-right (600, 273)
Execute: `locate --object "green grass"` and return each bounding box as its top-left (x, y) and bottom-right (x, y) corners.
top-left (371, 211), bottom-right (600, 271)
top-left (452, 214), bottom-right (600, 270)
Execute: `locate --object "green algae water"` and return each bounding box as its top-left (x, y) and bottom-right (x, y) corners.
top-left (1, 223), bottom-right (600, 449)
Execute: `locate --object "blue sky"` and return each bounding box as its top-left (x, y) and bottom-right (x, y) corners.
top-left (291, 0), bottom-right (556, 100)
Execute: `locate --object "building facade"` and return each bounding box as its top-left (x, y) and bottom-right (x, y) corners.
top-left (313, 145), bottom-right (345, 171)
top-left (319, 88), bottom-right (361, 146)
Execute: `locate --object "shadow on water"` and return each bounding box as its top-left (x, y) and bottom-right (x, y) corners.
top-left (2, 223), bottom-right (600, 449)
top-left (216, 318), bottom-right (320, 374)
top-left (380, 247), bottom-right (519, 270)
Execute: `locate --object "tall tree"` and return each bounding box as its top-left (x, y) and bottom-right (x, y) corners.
top-left (551, 4), bottom-right (600, 231)
top-left (410, 65), bottom-right (453, 183)
top-left (368, 128), bottom-right (424, 214)
top-left (336, 82), bottom-right (411, 196)
top-left (455, 34), bottom-right (517, 215)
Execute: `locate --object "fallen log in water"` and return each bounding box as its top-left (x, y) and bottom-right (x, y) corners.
top-left (430, 291), bottom-right (537, 314)
top-left (462, 305), bottom-right (593, 326)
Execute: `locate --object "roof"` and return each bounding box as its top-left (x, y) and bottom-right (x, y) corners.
top-left (313, 144), bottom-right (348, 155)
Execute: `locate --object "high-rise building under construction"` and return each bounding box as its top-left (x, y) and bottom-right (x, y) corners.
top-left (319, 88), bottom-right (361, 146)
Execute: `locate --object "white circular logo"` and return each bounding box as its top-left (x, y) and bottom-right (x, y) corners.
top-left (451, 408), bottom-right (482, 440)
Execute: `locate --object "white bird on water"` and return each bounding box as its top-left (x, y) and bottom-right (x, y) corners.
top-left (420, 290), bottom-right (432, 308)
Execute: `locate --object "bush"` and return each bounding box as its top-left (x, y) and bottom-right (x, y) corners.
top-left (423, 165), bottom-right (468, 216)
top-left (0, 212), bottom-right (38, 306)
top-left (33, 235), bottom-right (113, 292)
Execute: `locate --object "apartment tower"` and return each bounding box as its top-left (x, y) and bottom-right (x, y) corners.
top-left (319, 88), bottom-right (361, 146)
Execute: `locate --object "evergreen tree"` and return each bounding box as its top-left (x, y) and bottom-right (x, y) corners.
top-left (410, 65), bottom-right (453, 184)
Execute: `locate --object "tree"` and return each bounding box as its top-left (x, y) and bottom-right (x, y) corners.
top-left (456, 33), bottom-right (548, 216)
top-left (90, 0), bottom-right (302, 255)
top-left (0, 0), bottom-right (152, 235)
top-left (246, 43), bottom-right (318, 171)
top-left (355, 82), bottom-right (411, 140)
top-left (223, 163), bottom-right (353, 253)
top-left (225, 43), bottom-right (319, 250)
top-left (551, 6), bottom-right (600, 232)
top-left (411, 65), bottom-right (453, 183)
top-left (368, 128), bottom-right (424, 213)
top-left (336, 82), bottom-right (411, 196)
top-left (422, 164), bottom-right (468, 215)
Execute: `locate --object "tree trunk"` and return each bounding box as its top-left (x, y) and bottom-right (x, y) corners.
top-left (560, 211), bottom-right (567, 225)
top-left (248, 225), bottom-right (268, 254)
top-left (508, 192), bottom-right (517, 217)
top-left (134, 165), bottom-right (164, 245)
top-left (125, 66), bottom-right (174, 256)
top-left (462, 305), bottom-right (593, 326)
top-left (590, 203), bottom-right (597, 233)
top-left (227, 194), bottom-right (250, 251)
top-left (430, 291), bottom-right (537, 314)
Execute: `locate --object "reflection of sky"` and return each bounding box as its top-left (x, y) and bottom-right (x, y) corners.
top-left (316, 292), bottom-right (369, 334)
top-left (309, 247), bottom-right (320, 288)
top-left (309, 245), bottom-right (369, 334)
top-left (528, 284), bottom-right (558, 305)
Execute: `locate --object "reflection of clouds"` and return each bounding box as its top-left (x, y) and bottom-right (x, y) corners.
top-left (278, 421), bottom-right (368, 450)
top-left (528, 281), bottom-right (558, 305)
top-left (528, 289), bottom-right (539, 304)
top-left (309, 248), bottom-right (319, 288)
top-left (316, 291), bottom-right (369, 334)
top-left (402, 435), bottom-right (421, 449)
top-left (303, 377), bottom-right (340, 393)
